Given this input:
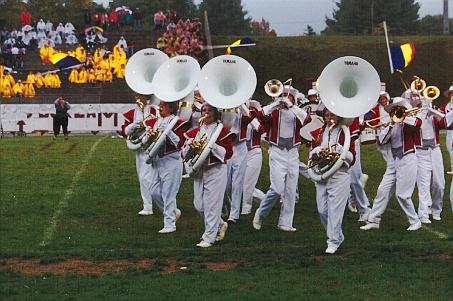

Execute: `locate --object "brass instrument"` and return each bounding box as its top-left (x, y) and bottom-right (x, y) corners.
top-left (183, 134), bottom-right (207, 163)
top-left (410, 76), bottom-right (426, 93)
top-left (389, 106), bottom-right (422, 123)
top-left (422, 86), bottom-right (440, 101)
top-left (264, 79), bottom-right (284, 97)
top-left (307, 122), bottom-right (341, 173)
top-left (140, 127), bottom-right (161, 150)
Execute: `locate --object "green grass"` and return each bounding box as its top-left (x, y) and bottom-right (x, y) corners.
top-left (0, 136), bottom-right (452, 300)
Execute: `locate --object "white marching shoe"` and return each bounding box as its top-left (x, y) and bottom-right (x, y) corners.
top-left (325, 246), bottom-right (337, 254)
top-left (158, 227), bottom-right (176, 234)
top-left (277, 225), bottom-right (297, 232)
top-left (358, 209), bottom-right (370, 222)
top-left (216, 222), bottom-right (228, 242)
top-left (407, 221), bottom-right (422, 231)
top-left (176, 209), bottom-right (181, 222)
top-left (360, 222), bottom-right (380, 230)
top-left (138, 209), bottom-right (153, 216)
top-left (432, 215), bottom-right (441, 221)
top-left (420, 217), bottom-right (431, 224)
top-left (252, 211), bottom-right (262, 230)
top-left (347, 202), bottom-right (358, 213)
top-left (196, 240), bottom-right (212, 248)
top-left (360, 173), bottom-right (369, 188)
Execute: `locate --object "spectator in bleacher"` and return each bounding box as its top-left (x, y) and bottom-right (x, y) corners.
top-left (85, 32), bottom-right (96, 49)
top-left (20, 9), bottom-right (32, 27)
top-left (93, 13), bottom-right (100, 26)
top-left (56, 23), bottom-right (65, 39)
top-left (133, 8), bottom-right (142, 30)
top-left (100, 12), bottom-right (108, 30)
top-left (64, 22), bottom-right (75, 36)
top-left (109, 10), bottom-right (119, 31)
top-left (36, 19), bottom-right (46, 33)
top-left (12, 79), bottom-right (25, 97)
top-left (96, 30), bottom-right (108, 44)
top-left (53, 96), bottom-right (71, 140)
top-left (66, 33), bottom-right (78, 45)
top-left (117, 36), bottom-right (128, 54)
top-left (154, 10), bottom-right (165, 29)
top-left (45, 20), bottom-right (53, 33)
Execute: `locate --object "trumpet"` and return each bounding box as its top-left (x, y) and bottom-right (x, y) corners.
top-left (183, 133), bottom-right (207, 163)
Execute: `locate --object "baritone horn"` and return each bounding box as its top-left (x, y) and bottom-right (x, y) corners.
top-left (308, 56), bottom-right (380, 182)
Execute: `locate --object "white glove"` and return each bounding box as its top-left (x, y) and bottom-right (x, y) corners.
top-left (280, 97), bottom-right (293, 108)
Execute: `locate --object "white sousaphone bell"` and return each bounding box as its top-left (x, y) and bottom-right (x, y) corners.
top-left (124, 48), bottom-right (168, 151)
top-left (307, 56), bottom-right (380, 182)
top-left (184, 54), bottom-right (257, 177)
top-left (125, 48), bottom-right (169, 95)
top-left (145, 55), bottom-right (201, 162)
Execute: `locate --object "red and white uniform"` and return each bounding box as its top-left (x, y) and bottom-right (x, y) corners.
top-left (227, 107), bottom-right (253, 221)
top-left (415, 106), bottom-right (447, 220)
top-left (254, 101), bottom-right (310, 229)
top-left (366, 116), bottom-right (422, 227)
top-left (348, 117), bottom-right (370, 219)
top-left (122, 105), bottom-right (157, 213)
top-left (439, 101), bottom-right (453, 171)
top-left (145, 115), bottom-right (190, 230)
top-left (183, 122), bottom-right (235, 244)
top-left (366, 104), bottom-right (393, 163)
top-left (310, 124), bottom-right (355, 252)
top-left (242, 111), bottom-right (267, 214)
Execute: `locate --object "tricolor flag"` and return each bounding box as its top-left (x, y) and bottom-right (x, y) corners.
top-left (390, 42), bottom-right (416, 71)
top-left (226, 37), bottom-right (255, 54)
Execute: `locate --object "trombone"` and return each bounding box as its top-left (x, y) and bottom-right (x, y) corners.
top-left (365, 106), bottom-right (423, 128)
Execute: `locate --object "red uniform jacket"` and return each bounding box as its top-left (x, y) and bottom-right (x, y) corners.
top-left (184, 125), bottom-right (235, 165)
top-left (260, 108), bottom-right (311, 147)
top-left (381, 118), bottom-right (422, 155)
top-left (310, 125), bottom-right (356, 166)
top-left (121, 106), bottom-right (157, 137)
top-left (145, 117), bottom-right (190, 155)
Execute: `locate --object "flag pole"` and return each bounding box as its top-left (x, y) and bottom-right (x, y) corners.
top-left (383, 21), bottom-right (394, 74)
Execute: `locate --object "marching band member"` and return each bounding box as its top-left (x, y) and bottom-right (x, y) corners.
top-left (415, 97), bottom-right (446, 222)
top-left (225, 104), bottom-right (252, 224)
top-left (241, 100), bottom-right (266, 215)
top-left (145, 101), bottom-right (190, 233)
top-left (348, 117), bottom-right (371, 221)
top-left (183, 104), bottom-right (235, 248)
top-left (122, 95), bottom-right (157, 216)
top-left (439, 85), bottom-right (453, 174)
top-left (361, 97), bottom-right (422, 231)
top-left (309, 109), bottom-right (355, 254)
top-left (252, 86), bottom-right (311, 232)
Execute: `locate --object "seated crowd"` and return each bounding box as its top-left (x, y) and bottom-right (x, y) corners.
top-left (156, 17), bottom-right (205, 57)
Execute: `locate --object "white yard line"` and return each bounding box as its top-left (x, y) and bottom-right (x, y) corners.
top-left (39, 137), bottom-right (106, 247)
top-left (387, 208), bottom-right (449, 240)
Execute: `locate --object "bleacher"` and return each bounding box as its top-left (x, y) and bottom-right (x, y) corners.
top-left (2, 28), bottom-right (163, 104)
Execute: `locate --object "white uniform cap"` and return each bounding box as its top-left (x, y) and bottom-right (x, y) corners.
top-left (307, 89), bottom-right (318, 97)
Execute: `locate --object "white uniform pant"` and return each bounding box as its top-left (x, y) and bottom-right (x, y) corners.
top-left (446, 131), bottom-right (453, 212)
top-left (194, 164), bottom-right (228, 244)
top-left (368, 153), bottom-right (419, 225)
top-left (242, 147), bottom-right (262, 213)
top-left (149, 153), bottom-right (182, 229)
top-left (226, 142), bottom-right (248, 220)
top-left (256, 146), bottom-right (299, 228)
top-left (416, 147), bottom-right (445, 218)
top-left (135, 151), bottom-right (153, 211)
top-left (349, 140), bottom-right (370, 214)
top-left (315, 167), bottom-right (350, 250)
top-left (376, 142), bottom-right (394, 164)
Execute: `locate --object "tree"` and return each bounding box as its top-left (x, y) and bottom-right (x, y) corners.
top-left (0, 0), bottom-right (27, 29)
top-left (198, 0), bottom-right (251, 35)
top-left (417, 14), bottom-right (453, 35)
top-left (323, 0), bottom-right (420, 35)
top-left (305, 25), bottom-right (316, 36)
top-left (250, 18), bottom-right (276, 36)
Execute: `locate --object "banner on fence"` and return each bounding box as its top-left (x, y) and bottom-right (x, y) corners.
top-left (0, 104), bottom-right (136, 133)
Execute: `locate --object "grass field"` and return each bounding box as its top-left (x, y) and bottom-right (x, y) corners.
top-left (0, 135), bottom-right (452, 300)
